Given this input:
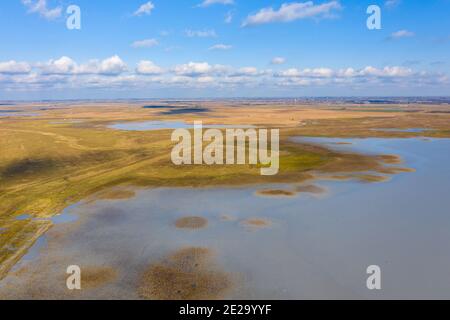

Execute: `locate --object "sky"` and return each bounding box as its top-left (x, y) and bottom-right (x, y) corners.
top-left (0, 0), bottom-right (450, 100)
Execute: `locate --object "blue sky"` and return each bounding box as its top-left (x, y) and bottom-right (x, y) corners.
top-left (0, 0), bottom-right (450, 99)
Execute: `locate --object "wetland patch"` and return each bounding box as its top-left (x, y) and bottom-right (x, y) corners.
top-left (77, 265), bottom-right (118, 289)
top-left (240, 218), bottom-right (272, 229)
top-left (256, 189), bottom-right (296, 197)
top-left (138, 247), bottom-right (231, 300)
top-left (295, 185), bottom-right (326, 194)
top-left (94, 189), bottom-right (136, 201)
top-left (175, 216), bottom-right (208, 229)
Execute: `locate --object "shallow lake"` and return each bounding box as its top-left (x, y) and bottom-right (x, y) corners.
top-left (1, 137), bottom-right (450, 299)
top-left (0, 112), bottom-right (39, 117)
top-left (371, 128), bottom-right (432, 133)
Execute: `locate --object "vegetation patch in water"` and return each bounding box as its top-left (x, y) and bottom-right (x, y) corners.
top-left (138, 247), bottom-right (231, 300)
top-left (296, 185), bottom-right (326, 194)
top-left (256, 189), bottom-right (296, 197)
top-left (175, 216), bottom-right (208, 229)
top-left (241, 218), bottom-right (272, 229)
top-left (77, 266), bottom-right (118, 289)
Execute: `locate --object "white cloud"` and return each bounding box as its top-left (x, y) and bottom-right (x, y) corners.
top-left (198, 0), bottom-right (234, 8)
top-left (277, 66), bottom-right (414, 80)
top-left (21, 0), bottom-right (62, 20)
top-left (39, 56), bottom-right (77, 74)
top-left (389, 30), bottom-right (415, 40)
top-left (173, 62), bottom-right (228, 76)
top-left (278, 68), bottom-right (301, 77)
top-left (185, 29), bottom-right (217, 38)
top-left (0, 60), bottom-right (32, 74)
top-left (39, 55), bottom-right (127, 75)
top-left (136, 61), bottom-right (164, 75)
top-left (131, 39), bottom-right (159, 48)
top-left (197, 76), bottom-right (215, 83)
top-left (271, 57), bottom-right (286, 65)
top-left (242, 1), bottom-right (342, 27)
top-left (277, 67), bottom-right (334, 78)
top-left (209, 44), bottom-right (233, 50)
top-left (233, 67), bottom-right (260, 76)
top-left (360, 66), bottom-right (413, 77)
top-left (174, 62), bottom-right (213, 76)
top-left (1, 57), bottom-right (445, 93)
top-left (134, 1), bottom-right (155, 16)
top-left (93, 55), bottom-right (128, 75)
top-left (337, 67), bottom-right (357, 77)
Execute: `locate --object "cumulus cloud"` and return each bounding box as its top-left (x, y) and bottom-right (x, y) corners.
top-left (21, 0), bottom-right (62, 20)
top-left (242, 1), bottom-right (341, 27)
top-left (85, 55), bottom-right (128, 75)
top-left (136, 61), bottom-right (164, 75)
top-left (209, 44), bottom-right (232, 50)
top-left (231, 67), bottom-right (262, 76)
top-left (277, 66), bottom-right (413, 79)
top-left (0, 60), bottom-right (32, 74)
top-left (134, 1), bottom-right (155, 16)
top-left (359, 66), bottom-right (413, 77)
top-left (131, 39), bottom-right (159, 48)
top-left (39, 56), bottom-right (77, 74)
top-left (278, 67), bottom-right (334, 78)
top-left (1, 56), bottom-right (446, 93)
top-left (39, 55), bottom-right (127, 75)
top-left (271, 57), bottom-right (286, 65)
top-left (185, 29), bottom-right (217, 38)
top-left (173, 62), bottom-right (228, 76)
top-left (389, 30), bottom-right (415, 40)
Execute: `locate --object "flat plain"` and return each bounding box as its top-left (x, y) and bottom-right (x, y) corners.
top-left (1, 100), bottom-right (450, 282)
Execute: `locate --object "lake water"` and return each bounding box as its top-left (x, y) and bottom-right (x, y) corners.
top-left (1, 137), bottom-right (450, 299)
top-left (0, 112), bottom-right (39, 117)
top-left (371, 128), bottom-right (432, 133)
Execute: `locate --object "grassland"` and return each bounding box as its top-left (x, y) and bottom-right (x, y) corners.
top-left (1, 101), bottom-right (450, 280)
